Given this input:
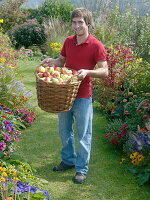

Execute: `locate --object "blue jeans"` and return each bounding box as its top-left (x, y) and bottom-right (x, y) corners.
top-left (58, 97), bottom-right (93, 174)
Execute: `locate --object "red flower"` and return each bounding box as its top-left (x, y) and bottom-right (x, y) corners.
top-left (143, 115), bottom-right (149, 119)
top-left (110, 138), bottom-right (118, 144)
top-left (140, 127), bottom-right (148, 133)
top-left (1, 115), bottom-right (7, 118)
top-left (124, 111), bottom-right (129, 114)
top-left (105, 133), bottom-right (113, 138)
top-left (142, 102), bottom-right (149, 107)
top-left (138, 110), bottom-right (142, 113)
top-left (7, 112), bottom-right (12, 115)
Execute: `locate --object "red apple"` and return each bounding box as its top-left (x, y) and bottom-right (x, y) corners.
top-left (43, 71), bottom-right (50, 77)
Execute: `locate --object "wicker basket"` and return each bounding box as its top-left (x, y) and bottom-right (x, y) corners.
top-left (35, 69), bottom-right (81, 113)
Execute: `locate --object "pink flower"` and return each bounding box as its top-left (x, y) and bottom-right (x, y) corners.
top-left (0, 142), bottom-right (6, 151)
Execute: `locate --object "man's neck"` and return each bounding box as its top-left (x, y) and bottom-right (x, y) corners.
top-left (76, 33), bottom-right (89, 45)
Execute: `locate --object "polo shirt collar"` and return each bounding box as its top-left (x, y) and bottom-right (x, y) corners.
top-left (74, 33), bottom-right (92, 45)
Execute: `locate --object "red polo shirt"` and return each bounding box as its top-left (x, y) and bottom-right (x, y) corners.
top-left (61, 33), bottom-right (106, 98)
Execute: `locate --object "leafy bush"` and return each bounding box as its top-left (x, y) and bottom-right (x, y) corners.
top-left (0, 0), bottom-right (28, 33)
top-left (125, 60), bottom-right (150, 94)
top-left (9, 19), bottom-right (46, 48)
top-left (94, 7), bottom-right (150, 61)
top-left (104, 119), bottom-right (128, 147)
top-left (0, 33), bottom-right (32, 108)
top-left (27, 0), bottom-right (74, 24)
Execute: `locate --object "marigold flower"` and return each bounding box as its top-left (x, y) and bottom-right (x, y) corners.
top-left (4, 198), bottom-right (14, 200)
top-left (0, 19), bottom-right (4, 23)
top-left (130, 152), bottom-right (139, 159)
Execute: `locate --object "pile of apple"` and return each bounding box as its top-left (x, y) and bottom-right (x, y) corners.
top-left (36, 65), bottom-right (78, 84)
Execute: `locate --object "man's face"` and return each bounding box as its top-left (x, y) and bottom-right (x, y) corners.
top-left (72, 17), bottom-right (89, 36)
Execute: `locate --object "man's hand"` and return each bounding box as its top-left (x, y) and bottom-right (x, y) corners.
top-left (77, 69), bottom-right (89, 80)
top-left (41, 58), bottom-right (53, 65)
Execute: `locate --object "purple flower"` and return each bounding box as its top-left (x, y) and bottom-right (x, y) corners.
top-left (4, 133), bottom-right (11, 142)
top-left (0, 142), bottom-right (6, 151)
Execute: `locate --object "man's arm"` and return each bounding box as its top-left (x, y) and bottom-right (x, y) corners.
top-left (77, 61), bottom-right (108, 80)
top-left (41, 55), bottom-right (66, 67)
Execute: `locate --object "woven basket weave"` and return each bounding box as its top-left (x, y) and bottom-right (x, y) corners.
top-left (35, 69), bottom-right (81, 113)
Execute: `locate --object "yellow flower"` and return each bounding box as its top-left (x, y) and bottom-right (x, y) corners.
top-left (130, 152), bottom-right (139, 159)
top-left (8, 65), bottom-right (16, 69)
top-left (0, 19), bottom-right (4, 23)
top-left (137, 154), bottom-right (144, 162)
top-left (136, 58), bottom-right (143, 63)
top-left (13, 177), bottom-right (19, 181)
top-left (0, 177), bottom-right (6, 181)
top-left (119, 158), bottom-right (126, 164)
top-left (2, 172), bottom-right (8, 176)
top-left (131, 159), bottom-right (139, 166)
top-left (9, 171), bottom-right (16, 176)
top-left (0, 58), bottom-right (6, 63)
top-left (0, 167), bottom-right (7, 171)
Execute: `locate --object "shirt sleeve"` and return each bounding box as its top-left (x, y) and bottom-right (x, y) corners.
top-left (94, 41), bottom-right (107, 62)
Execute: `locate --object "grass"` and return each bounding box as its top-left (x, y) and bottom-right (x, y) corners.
top-left (16, 58), bottom-right (150, 200)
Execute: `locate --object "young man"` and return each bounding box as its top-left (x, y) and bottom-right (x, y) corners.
top-left (42, 8), bottom-right (108, 184)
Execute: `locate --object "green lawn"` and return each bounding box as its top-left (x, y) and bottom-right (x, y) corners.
top-left (17, 58), bottom-right (150, 200)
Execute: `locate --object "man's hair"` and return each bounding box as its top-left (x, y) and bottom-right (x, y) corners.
top-left (71, 8), bottom-right (94, 32)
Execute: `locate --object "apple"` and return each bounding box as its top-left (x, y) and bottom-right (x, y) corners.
top-left (51, 78), bottom-right (59, 84)
top-left (44, 77), bottom-right (51, 82)
top-left (43, 71), bottom-right (50, 77)
top-left (55, 67), bottom-right (62, 72)
top-left (72, 70), bottom-right (77, 75)
top-left (49, 66), bottom-right (55, 74)
top-left (38, 66), bottom-right (45, 73)
top-left (52, 71), bottom-right (60, 78)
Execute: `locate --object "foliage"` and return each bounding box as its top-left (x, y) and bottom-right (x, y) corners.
top-left (94, 7), bottom-right (150, 61)
top-left (0, 105), bottom-right (25, 157)
top-left (13, 108), bottom-right (38, 128)
top-left (0, 32), bottom-right (32, 108)
top-left (27, 0), bottom-right (74, 24)
top-left (0, 0), bottom-right (29, 33)
top-left (0, 160), bottom-right (51, 199)
top-left (43, 17), bottom-right (72, 55)
top-left (93, 45), bottom-right (136, 108)
top-left (49, 43), bottom-right (62, 58)
top-left (125, 60), bottom-right (150, 94)
top-left (104, 119), bottom-right (128, 147)
top-left (8, 19), bottom-right (46, 48)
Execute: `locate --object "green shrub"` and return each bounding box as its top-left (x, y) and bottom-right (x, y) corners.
top-left (9, 19), bottom-right (46, 48)
top-left (27, 0), bottom-right (74, 24)
top-left (0, 0), bottom-right (28, 33)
